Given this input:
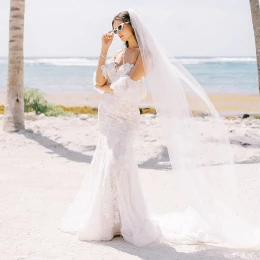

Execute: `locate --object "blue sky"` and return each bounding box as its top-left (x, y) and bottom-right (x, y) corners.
top-left (0, 0), bottom-right (256, 57)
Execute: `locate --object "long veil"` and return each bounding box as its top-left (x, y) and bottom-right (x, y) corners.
top-left (128, 8), bottom-right (260, 249)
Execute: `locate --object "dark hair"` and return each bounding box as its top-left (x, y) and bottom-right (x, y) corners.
top-left (112, 11), bottom-right (137, 48)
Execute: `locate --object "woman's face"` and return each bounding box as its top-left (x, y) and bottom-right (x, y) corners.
top-left (113, 20), bottom-right (133, 42)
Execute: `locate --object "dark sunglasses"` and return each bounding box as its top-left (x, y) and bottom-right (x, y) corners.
top-left (113, 21), bottom-right (130, 34)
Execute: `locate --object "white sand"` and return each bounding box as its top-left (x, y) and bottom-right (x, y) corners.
top-left (1, 114), bottom-right (260, 259)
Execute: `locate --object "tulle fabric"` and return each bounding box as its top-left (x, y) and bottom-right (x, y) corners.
top-left (61, 9), bottom-right (260, 249)
top-left (128, 8), bottom-right (260, 249)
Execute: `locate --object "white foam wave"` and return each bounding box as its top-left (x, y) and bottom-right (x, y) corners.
top-left (25, 58), bottom-right (99, 66)
top-left (174, 57), bottom-right (256, 65)
top-left (0, 57), bottom-right (256, 66)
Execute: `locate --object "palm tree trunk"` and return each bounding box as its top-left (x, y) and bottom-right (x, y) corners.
top-left (249, 0), bottom-right (260, 93)
top-left (3, 0), bottom-right (25, 132)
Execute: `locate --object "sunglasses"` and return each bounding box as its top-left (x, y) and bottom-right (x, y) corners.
top-left (112, 21), bottom-right (130, 34)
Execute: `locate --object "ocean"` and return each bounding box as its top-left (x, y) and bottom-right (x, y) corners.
top-left (0, 56), bottom-right (258, 94)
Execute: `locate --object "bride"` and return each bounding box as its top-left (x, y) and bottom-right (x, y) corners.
top-left (60, 9), bottom-right (260, 249)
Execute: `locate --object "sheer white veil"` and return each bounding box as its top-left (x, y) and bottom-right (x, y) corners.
top-left (128, 8), bottom-right (260, 249)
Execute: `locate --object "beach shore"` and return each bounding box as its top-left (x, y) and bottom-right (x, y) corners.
top-left (1, 88), bottom-right (260, 116)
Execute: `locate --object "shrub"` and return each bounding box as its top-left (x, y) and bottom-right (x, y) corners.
top-left (24, 87), bottom-right (49, 114)
top-left (0, 105), bottom-right (4, 114)
top-left (56, 105), bottom-right (98, 115)
top-left (139, 107), bottom-right (156, 114)
top-left (24, 87), bottom-right (72, 117)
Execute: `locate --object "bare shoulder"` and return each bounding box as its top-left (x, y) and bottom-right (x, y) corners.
top-left (127, 47), bottom-right (146, 79)
top-left (134, 48), bottom-right (143, 66)
top-left (127, 47), bottom-right (141, 64)
top-left (133, 47), bottom-right (140, 55)
top-left (129, 47), bottom-right (140, 57)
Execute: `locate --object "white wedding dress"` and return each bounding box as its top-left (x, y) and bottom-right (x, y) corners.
top-left (60, 55), bottom-right (260, 249)
top-left (60, 57), bottom-right (164, 246)
top-left (61, 8), bottom-right (260, 249)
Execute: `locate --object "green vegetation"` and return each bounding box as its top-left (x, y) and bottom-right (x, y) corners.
top-left (23, 88), bottom-right (73, 117)
top-left (0, 88), bottom-right (158, 116)
top-left (0, 105), bottom-right (4, 114)
top-left (0, 88), bottom-right (260, 119)
top-left (55, 105), bottom-right (98, 115)
top-left (139, 107), bottom-right (156, 114)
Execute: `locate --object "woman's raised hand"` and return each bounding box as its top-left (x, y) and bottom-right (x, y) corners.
top-left (101, 30), bottom-right (114, 50)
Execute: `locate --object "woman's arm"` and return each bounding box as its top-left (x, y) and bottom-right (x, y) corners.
top-left (95, 83), bottom-right (114, 93)
top-left (128, 54), bottom-right (146, 81)
top-left (95, 30), bottom-right (114, 86)
top-left (95, 47), bottom-right (109, 86)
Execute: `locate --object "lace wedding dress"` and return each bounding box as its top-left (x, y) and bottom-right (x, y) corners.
top-left (60, 56), bottom-right (163, 246)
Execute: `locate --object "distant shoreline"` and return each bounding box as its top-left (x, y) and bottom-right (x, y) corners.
top-left (1, 88), bottom-right (260, 117)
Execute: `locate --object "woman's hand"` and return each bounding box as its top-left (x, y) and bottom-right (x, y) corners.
top-left (101, 30), bottom-right (114, 51)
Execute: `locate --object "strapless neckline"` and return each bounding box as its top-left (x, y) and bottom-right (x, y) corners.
top-left (110, 61), bottom-right (134, 72)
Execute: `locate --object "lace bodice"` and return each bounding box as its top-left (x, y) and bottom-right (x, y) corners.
top-left (92, 58), bottom-right (147, 102)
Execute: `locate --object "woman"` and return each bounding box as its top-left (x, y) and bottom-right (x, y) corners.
top-left (60, 9), bottom-right (260, 249)
top-left (60, 10), bottom-right (163, 246)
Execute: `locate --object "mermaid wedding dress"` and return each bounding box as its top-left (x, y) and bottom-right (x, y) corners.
top-left (60, 56), bottom-right (163, 246)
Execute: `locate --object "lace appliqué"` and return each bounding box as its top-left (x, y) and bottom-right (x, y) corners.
top-left (102, 167), bottom-right (121, 225)
top-left (93, 59), bottom-right (147, 101)
top-left (100, 134), bottom-right (133, 227)
top-left (90, 58), bottom-right (145, 230)
top-left (110, 75), bottom-right (144, 102)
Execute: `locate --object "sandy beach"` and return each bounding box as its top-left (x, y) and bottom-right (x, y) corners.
top-left (1, 111), bottom-right (260, 259)
top-left (1, 88), bottom-right (260, 116)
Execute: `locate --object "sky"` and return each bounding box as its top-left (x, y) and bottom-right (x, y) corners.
top-left (0, 0), bottom-right (257, 57)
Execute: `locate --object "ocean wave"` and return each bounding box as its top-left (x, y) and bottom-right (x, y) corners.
top-left (25, 58), bottom-right (99, 66)
top-left (0, 57), bottom-right (98, 66)
top-left (174, 57), bottom-right (256, 65)
top-left (0, 57), bottom-right (256, 66)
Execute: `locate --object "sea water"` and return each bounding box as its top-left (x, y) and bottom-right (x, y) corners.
top-left (0, 56), bottom-right (258, 94)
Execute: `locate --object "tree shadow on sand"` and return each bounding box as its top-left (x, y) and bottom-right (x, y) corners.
top-left (18, 129), bottom-right (95, 164)
top-left (18, 128), bottom-right (174, 170)
top-left (138, 145), bottom-right (172, 170)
